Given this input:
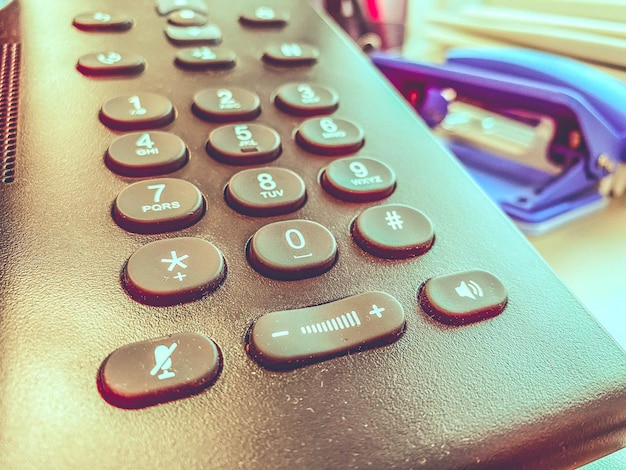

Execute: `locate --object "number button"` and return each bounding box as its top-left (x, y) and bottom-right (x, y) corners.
top-left (351, 204), bottom-right (435, 259)
top-left (321, 157), bottom-right (396, 202)
top-left (247, 220), bottom-right (337, 280)
top-left (113, 178), bottom-right (205, 234)
top-left (101, 93), bottom-right (175, 131)
top-left (193, 87), bottom-right (261, 122)
top-left (123, 237), bottom-right (226, 306)
top-left (77, 52), bottom-right (145, 76)
top-left (274, 83), bottom-right (339, 116)
top-left (226, 167), bottom-right (306, 216)
top-left (106, 132), bottom-right (188, 176)
top-left (296, 117), bottom-right (364, 155)
top-left (206, 123), bottom-right (281, 165)
top-left (99, 332), bottom-right (221, 409)
top-left (73, 12), bottom-right (133, 31)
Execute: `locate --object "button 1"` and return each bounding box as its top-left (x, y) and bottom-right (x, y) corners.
top-left (157, 0), bottom-right (209, 15)
top-left (351, 204), bottom-right (434, 259)
top-left (165, 24), bottom-right (222, 45)
top-left (73, 12), bottom-right (133, 31)
top-left (206, 123), bottom-right (281, 165)
top-left (113, 178), bottom-right (205, 234)
top-left (239, 6), bottom-right (289, 27)
top-left (123, 237), bottom-right (226, 306)
top-left (175, 46), bottom-right (236, 69)
top-left (193, 87), bottom-right (261, 122)
top-left (99, 332), bottom-right (221, 408)
top-left (296, 116), bottom-right (364, 155)
top-left (262, 43), bottom-right (319, 66)
top-left (77, 52), bottom-right (145, 76)
top-left (321, 156), bottom-right (396, 202)
top-left (167, 9), bottom-right (208, 26)
top-left (274, 82), bottom-right (339, 116)
top-left (226, 167), bottom-right (306, 216)
top-left (247, 219), bottom-right (337, 280)
top-left (100, 93), bottom-right (175, 131)
top-left (106, 132), bottom-right (188, 177)
top-left (418, 270), bottom-right (508, 325)
top-left (247, 291), bottom-right (405, 370)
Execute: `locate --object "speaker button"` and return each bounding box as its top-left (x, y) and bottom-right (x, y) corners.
top-left (99, 332), bottom-right (221, 408)
top-left (418, 270), bottom-right (508, 325)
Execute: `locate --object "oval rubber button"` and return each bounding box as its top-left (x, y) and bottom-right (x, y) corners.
top-left (206, 123), bottom-right (281, 165)
top-left (77, 52), bottom-right (145, 76)
top-left (113, 178), bottom-right (205, 234)
top-left (239, 6), bottom-right (289, 27)
top-left (247, 291), bottom-right (405, 370)
top-left (262, 42), bottom-right (319, 66)
top-left (418, 270), bottom-right (508, 325)
top-left (175, 46), bottom-right (236, 69)
top-left (247, 219), bottom-right (337, 280)
top-left (100, 93), bottom-right (175, 131)
top-left (274, 82), bottom-right (339, 116)
top-left (351, 204), bottom-right (434, 259)
top-left (193, 87), bottom-right (261, 122)
top-left (106, 131), bottom-right (188, 177)
top-left (99, 332), bottom-right (221, 408)
top-left (321, 156), bottom-right (396, 202)
top-left (123, 237), bottom-right (226, 306)
top-left (225, 167), bottom-right (306, 216)
top-left (73, 12), bottom-right (133, 31)
top-left (296, 116), bottom-right (364, 155)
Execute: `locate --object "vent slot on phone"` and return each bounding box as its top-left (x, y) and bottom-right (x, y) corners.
top-left (0, 42), bottom-right (20, 184)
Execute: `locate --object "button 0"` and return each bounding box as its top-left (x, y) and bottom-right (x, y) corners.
top-left (247, 291), bottom-right (405, 370)
top-left (419, 270), bottom-right (508, 325)
top-left (351, 204), bottom-right (434, 259)
top-left (247, 219), bottom-right (337, 280)
top-left (123, 237), bottom-right (226, 306)
top-left (100, 93), bottom-right (175, 131)
top-left (99, 332), bottom-right (221, 408)
top-left (113, 178), bottom-right (205, 234)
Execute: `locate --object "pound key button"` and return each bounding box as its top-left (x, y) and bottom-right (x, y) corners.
top-left (99, 332), bottom-right (221, 409)
top-left (248, 291), bottom-right (406, 370)
top-left (418, 270), bottom-right (508, 325)
top-left (123, 237), bottom-right (226, 306)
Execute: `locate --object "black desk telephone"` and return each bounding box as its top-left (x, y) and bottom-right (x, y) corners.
top-left (0, 0), bottom-right (624, 468)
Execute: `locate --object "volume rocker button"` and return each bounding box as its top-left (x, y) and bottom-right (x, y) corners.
top-left (247, 291), bottom-right (405, 370)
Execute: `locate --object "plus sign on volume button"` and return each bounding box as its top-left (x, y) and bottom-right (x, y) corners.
top-left (247, 291), bottom-right (405, 369)
top-left (123, 237), bottom-right (226, 306)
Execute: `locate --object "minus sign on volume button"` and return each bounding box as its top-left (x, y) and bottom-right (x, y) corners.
top-left (247, 291), bottom-right (405, 370)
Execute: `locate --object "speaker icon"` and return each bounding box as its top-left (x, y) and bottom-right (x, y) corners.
top-left (455, 280), bottom-right (484, 300)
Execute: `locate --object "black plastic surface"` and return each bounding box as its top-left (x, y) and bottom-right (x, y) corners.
top-left (0, 1), bottom-right (625, 468)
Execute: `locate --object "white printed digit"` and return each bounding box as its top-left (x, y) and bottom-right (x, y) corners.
top-left (147, 184), bottom-right (166, 203)
top-left (217, 89), bottom-right (238, 109)
top-left (135, 133), bottom-right (155, 149)
top-left (257, 172), bottom-right (277, 191)
top-left (234, 125), bottom-right (253, 141)
top-left (285, 228), bottom-right (306, 250)
top-left (320, 117), bottom-right (338, 134)
top-left (349, 161), bottom-right (369, 178)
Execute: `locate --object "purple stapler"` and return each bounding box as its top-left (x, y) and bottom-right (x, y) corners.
top-left (372, 48), bottom-right (626, 234)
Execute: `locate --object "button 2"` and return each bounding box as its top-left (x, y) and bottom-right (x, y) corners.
top-left (247, 291), bottom-right (405, 370)
top-left (99, 332), bottom-right (221, 408)
top-left (123, 237), bottom-right (226, 306)
top-left (418, 270), bottom-right (508, 325)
